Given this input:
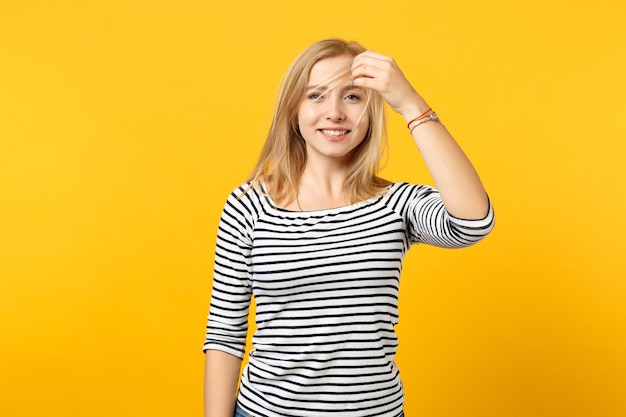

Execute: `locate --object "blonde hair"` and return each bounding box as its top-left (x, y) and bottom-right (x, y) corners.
top-left (247, 38), bottom-right (390, 205)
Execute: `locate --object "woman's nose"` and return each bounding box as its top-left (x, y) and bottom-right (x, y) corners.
top-left (325, 97), bottom-right (346, 121)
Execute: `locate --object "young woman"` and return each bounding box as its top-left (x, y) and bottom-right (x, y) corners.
top-left (203, 38), bottom-right (494, 417)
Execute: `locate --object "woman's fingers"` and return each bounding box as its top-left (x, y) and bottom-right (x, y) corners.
top-left (351, 51), bottom-right (421, 117)
top-left (350, 52), bottom-right (394, 82)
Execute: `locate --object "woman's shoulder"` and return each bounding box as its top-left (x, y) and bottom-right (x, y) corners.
top-left (220, 181), bottom-right (269, 214)
top-left (384, 181), bottom-right (438, 197)
top-left (377, 181), bottom-right (440, 212)
top-left (227, 181), bottom-right (260, 199)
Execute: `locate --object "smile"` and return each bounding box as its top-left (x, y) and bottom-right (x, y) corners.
top-left (320, 129), bottom-right (349, 137)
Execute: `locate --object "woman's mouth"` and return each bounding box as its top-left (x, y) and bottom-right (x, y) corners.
top-left (320, 129), bottom-right (350, 141)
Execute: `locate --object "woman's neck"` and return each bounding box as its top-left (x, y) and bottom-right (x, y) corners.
top-left (290, 162), bottom-right (350, 211)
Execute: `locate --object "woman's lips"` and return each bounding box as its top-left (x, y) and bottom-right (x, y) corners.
top-left (319, 129), bottom-right (350, 141)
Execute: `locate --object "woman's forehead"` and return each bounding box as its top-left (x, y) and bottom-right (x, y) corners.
top-left (308, 55), bottom-right (352, 82)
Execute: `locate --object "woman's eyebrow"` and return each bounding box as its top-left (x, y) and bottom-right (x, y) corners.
top-left (305, 84), bottom-right (364, 92)
top-left (343, 86), bottom-right (364, 92)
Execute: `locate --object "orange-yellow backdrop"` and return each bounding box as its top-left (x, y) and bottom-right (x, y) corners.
top-left (1, 1), bottom-right (625, 416)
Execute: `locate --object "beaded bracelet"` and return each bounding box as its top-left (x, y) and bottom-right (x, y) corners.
top-left (409, 113), bottom-right (440, 135)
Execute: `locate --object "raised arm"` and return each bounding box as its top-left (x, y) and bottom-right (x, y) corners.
top-left (350, 51), bottom-right (489, 220)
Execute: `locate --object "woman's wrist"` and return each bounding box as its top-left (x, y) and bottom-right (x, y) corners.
top-left (399, 94), bottom-right (430, 124)
top-left (406, 108), bottom-right (434, 129)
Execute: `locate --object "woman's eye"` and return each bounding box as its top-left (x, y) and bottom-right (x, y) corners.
top-left (345, 94), bottom-right (360, 101)
top-left (308, 93), bottom-right (323, 100)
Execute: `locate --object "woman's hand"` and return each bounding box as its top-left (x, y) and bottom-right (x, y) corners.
top-left (350, 51), bottom-right (428, 122)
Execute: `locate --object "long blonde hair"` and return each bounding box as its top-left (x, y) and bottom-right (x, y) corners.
top-left (247, 38), bottom-right (390, 205)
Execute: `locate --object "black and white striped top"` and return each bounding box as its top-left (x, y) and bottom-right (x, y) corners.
top-left (204, 182), bottom-right (494, 417)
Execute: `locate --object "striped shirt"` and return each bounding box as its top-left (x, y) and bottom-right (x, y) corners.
top-left (204, 182), bottom-right (494, 417)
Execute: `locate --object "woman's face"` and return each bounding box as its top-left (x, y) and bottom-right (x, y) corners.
top-left (297, 54), bottom-right (369, 164)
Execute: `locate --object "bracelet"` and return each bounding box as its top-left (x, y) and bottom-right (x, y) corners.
top-left (406, 108), bottom-right (432, 129)
top-left (409, 113), bottom-right (440, 135)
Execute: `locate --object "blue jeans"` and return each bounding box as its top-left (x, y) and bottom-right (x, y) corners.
top-left (234, 404), bottom-right (404, 417)
top-left (234, 404), bottom-right (251, 417)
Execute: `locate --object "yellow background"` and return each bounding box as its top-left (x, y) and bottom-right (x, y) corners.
top-left (1, 1), bottom-right (625, 416)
